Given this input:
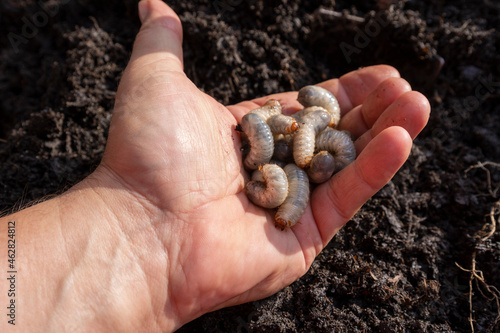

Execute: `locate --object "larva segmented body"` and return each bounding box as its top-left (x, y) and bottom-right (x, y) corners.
top-left (240, 113), bottom-right (274, 170)
top-left (238, 88), bottom-right (355, 231)
top-left (291, 106), bottom-right (327, 123)
top-left (251, 160), bottom-right (287, 182)
top-left (246, 164), bottom-right (289, 209)
top-left (307, 151), bottom-right (336, 184)
top-left (315, 128), bottom-right (356, 172)
top-left (267, 114), bottom-right (299, 134)
top-left (293, 110), bottom-right (331, 168)
top-left (249, 99), bottom-right (282, 120)
top-left (297, 85), bottom-right (341, 127)
top-left (275, 164), bottom-right (310, 229)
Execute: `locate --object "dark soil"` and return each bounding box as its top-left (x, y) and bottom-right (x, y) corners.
top-left (1, 0), bottom-right (499, 332)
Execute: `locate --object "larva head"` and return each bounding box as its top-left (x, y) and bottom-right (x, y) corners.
top-left (274, 219), bottom-right (287, 231)
top-left (296, 155), bottom-right (313, 169)
top-left (264, 99), bottom-right (281, 108)
top-left (274, 216), bottom-right (294, 230)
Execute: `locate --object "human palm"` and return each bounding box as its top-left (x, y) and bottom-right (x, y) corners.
top-left (95, 0), bottom-right (430, 327)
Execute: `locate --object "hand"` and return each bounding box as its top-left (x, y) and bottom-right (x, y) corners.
top-left (0, 0), bottom-right (430, 331)
top-left (96, 0), bottom-right (430, 329)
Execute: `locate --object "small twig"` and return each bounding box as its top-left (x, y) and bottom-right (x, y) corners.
top-left (456, 259), bottom-right (477, 332)
top-left (317, 8), bottom-right (366, 23)
top-left (456, 200), bottom-right (500, 332)
top-left (465, 161), bottom-right (500, 198)
top-left (476, 201), bottom-right (499, 242)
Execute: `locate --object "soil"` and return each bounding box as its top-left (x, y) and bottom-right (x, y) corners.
top-left (1, 0), bottom-right (499, 332)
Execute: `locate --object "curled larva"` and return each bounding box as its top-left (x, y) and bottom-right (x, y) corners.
top-left (240, 113), bottom-right (274, 170)
top-left (275, 164), bottom-right (310, 229)
top-left (293, 110), bottom-right (332, 168)
top-left (267, 114), bottom-right (299, 134)
top-left (249, 99), bottom-right (282, 120)
top-left (251, 160), bottom-right (287, 182)
top-left (273, 134), bottom-right (294, 163)
top-left (297, 85), bottom-right (341, 127)
top-left (291, 106), bottom-right (327, 122)
top-left (315, 127), bottom-right (356, 172)
top-left (246, 164), bottom-right (289, 209)
top-left (307, 151), bottom-right (336, 184)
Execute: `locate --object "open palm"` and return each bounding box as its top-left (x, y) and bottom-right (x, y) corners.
top-left (96, 0), bottom-right (430, 328)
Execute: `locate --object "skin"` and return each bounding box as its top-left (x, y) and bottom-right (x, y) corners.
top-left (0, 0), bottom-right (430, 332)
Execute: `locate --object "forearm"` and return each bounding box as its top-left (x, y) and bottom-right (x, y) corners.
top-left (0, 169), bottom-right (177, 332)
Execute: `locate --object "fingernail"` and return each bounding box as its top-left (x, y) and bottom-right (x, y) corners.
top-left (138, 0), bottom-right (150, 23)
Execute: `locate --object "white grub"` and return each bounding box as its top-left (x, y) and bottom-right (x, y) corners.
top-left (293, 110), bottom-right (331, 168)
top-left (272, 134), bottom-right (294, 163)
top-left (297, 85), bottom-right (341, 127)
top-left (275, 164), bottom-right (310, 229)
top-left (267, 114), bottom-right (299, 134)
top-left (240, 113), bottom-right (274, 170)
top-left (291, 106), bottom-right (327, 122)
top-left (249, 99), bottom-right (282, 121)
top-left (251, 160), bottom-right (287, 182)
top-left (307, 151), bottom-right (336, 184)
top-left (246, 164), bottom-right (289, 209)
top-left (315, 128), bottom-right (356, 172)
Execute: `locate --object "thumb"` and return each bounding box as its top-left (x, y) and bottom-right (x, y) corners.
top-left (113, 0), bottom-right (187, 110)
top-left (131, 0), bottom-right (184, 72)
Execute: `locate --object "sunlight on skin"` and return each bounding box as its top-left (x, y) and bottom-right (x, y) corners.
top-left (103, 0), bottom-right (430, 328)
top-left (0, 0), bottom-right (431, 332)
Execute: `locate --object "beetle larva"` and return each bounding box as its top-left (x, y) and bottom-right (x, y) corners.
top-left (239, 89), bottom-right (356, 231)
top-left (297, 85), bottom-right (341, 127)
top-left (251, 159), bottom-right (288, 182)
top-left (275, 164), bottom-right (310, 229)
top-left (291, 106), bottom-right (327, 123)
top-left (267, 114), bottom-right (299, 134)
top-left (307, 151), bottom-right (336, 184)
top-left (240, 113), bottom-right (274, 170)
top-left (249, 99), bottom-right (282, 120)
top-left (293, 110), bottom-right (332, 168)
top-left (315, 128), bottom-right (356, 172)
top-left (246, 164), bottom-right (289, 209)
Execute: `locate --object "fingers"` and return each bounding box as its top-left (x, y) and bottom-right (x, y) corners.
top-left (339, 77), bottom-right (412, 138)
top-left (354, 91), bottom-right (431, 152)
top-left (130, 0), bottom-right (184, 72)
top-left (320, 65), bottom-right (401, 113)
top-left (311, 126), bottom-right (412, 245)
top-left (228, 65), bottom-right (402, 121)
top-left (113, 0), bottom-right (189, 112)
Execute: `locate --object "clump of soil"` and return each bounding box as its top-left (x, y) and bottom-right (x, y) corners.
top-left (1, 0), bottom-right (499, 332)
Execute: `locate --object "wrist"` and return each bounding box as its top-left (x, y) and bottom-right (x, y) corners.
top-left (58, 166), bottom-right (181, 332)
top-left (0, 166), bottom-right (180, 332)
